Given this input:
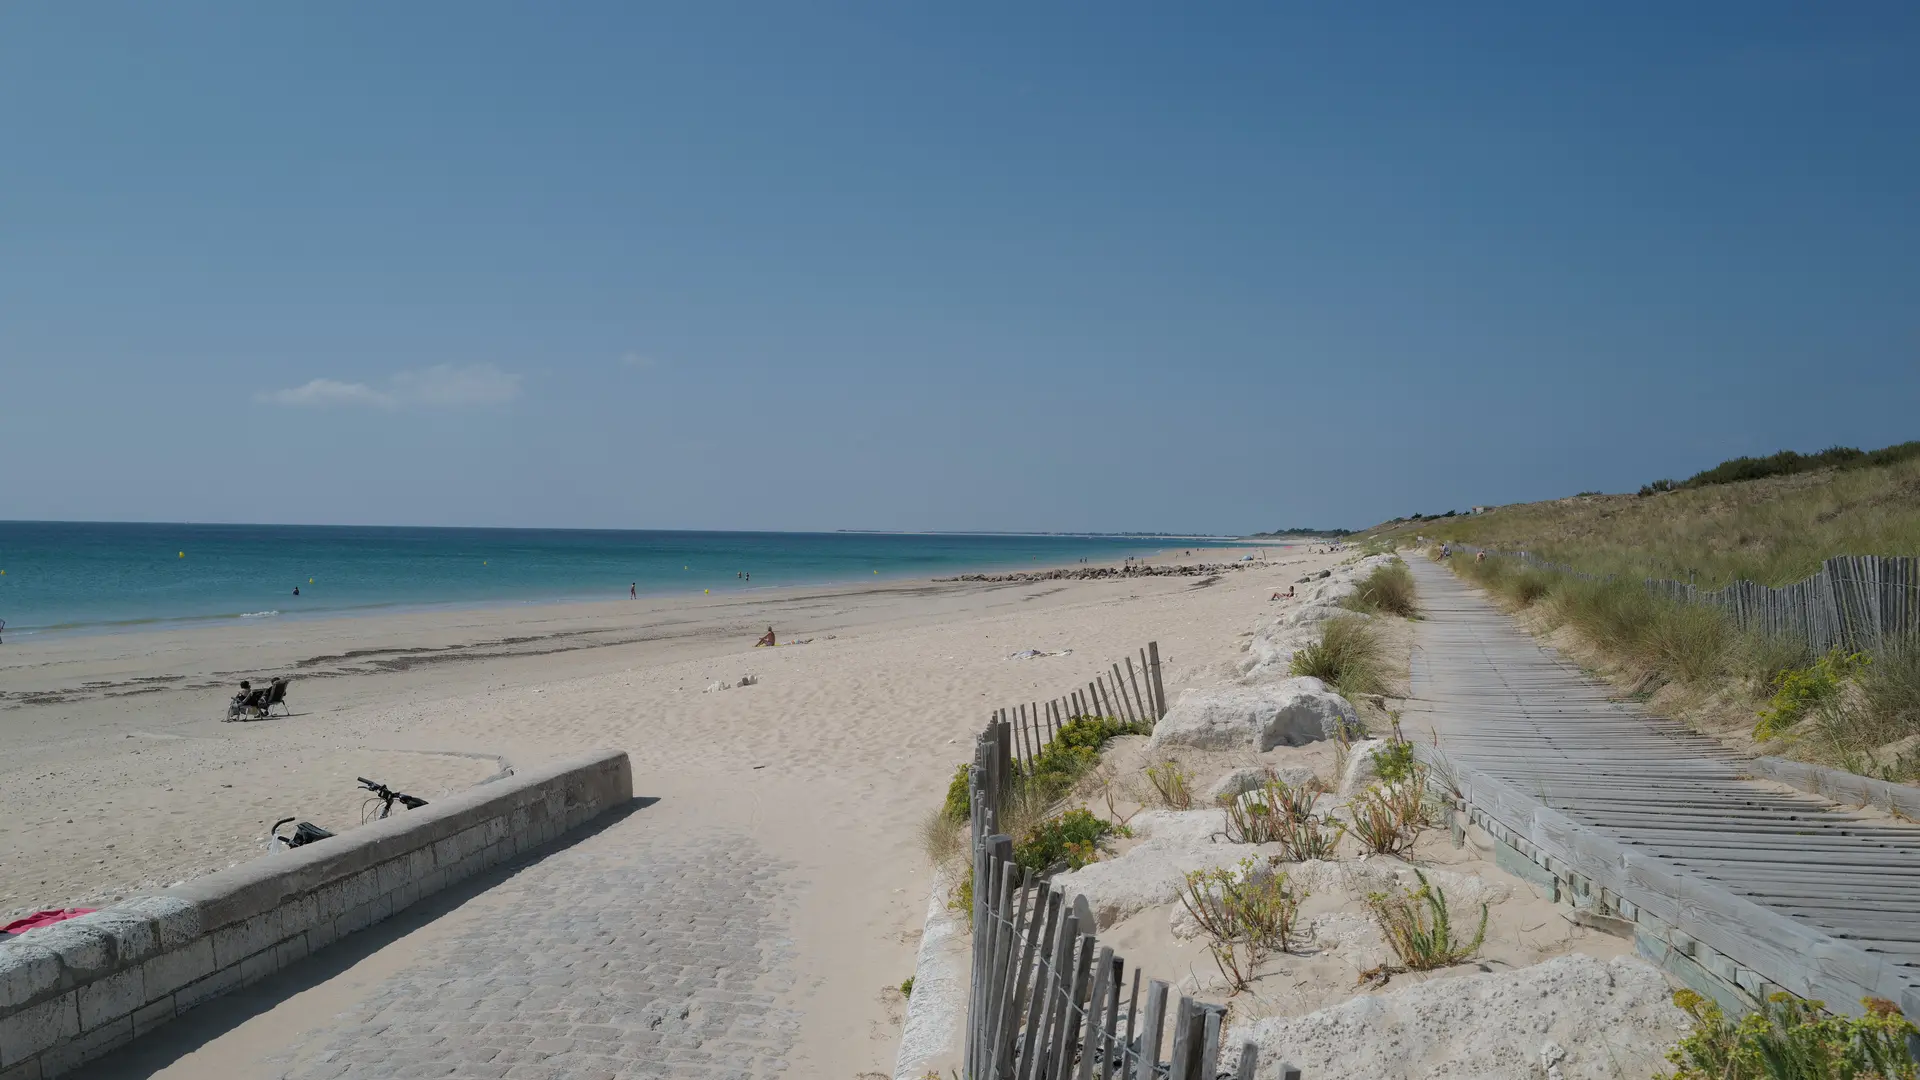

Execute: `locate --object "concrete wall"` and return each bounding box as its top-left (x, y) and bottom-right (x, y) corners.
top-left (0, 749), bottom-right (632, 1079)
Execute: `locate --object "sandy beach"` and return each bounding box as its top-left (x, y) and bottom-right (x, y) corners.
top-left (0, 543), bottom-right (1328, 1077)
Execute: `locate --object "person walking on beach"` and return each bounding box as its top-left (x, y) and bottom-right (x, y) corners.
top-left (630, 582), bottom-right (637, 599)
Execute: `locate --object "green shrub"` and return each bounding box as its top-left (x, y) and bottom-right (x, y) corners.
top-left (1014, 808), bottom-right (1126, 873)
top-left (1664, 990), bottom-right (1918, 1080)
top-left (1758, 650), bottom-right (1868, 739)
top-left (1365, 868), bottom-right (1487, 972)
top-left (899, 976), bottom-right (914, 998)
top-left (941, 762), bottom-right (973, 824)
top-left (1026, 715), bottom-right (1143, 801)
top-left (1344, 560), bottom-right (1418, 617)
top-left (1289, 615), bottom-right (1389, 700)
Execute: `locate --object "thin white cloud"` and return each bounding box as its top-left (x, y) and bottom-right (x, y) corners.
top-left (261, 364), bottom-right (520, 410)
top-left (263, 378), bottom-right (396, 408)
top-left (390, 363), bottom-right (521, 406)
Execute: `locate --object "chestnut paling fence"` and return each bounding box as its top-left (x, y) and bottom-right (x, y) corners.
top-left (1450, 546), bottom-right (1920, 656)
top-left (957, 643), bottom-right (1298, 1080)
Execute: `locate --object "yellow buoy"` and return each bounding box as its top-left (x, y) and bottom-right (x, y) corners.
top-left (704, 589), bottom-right (709, 594)
top-left (309, 578), bottom-right (314, 583)
top-left (178, 552), bottom-right (184, 558)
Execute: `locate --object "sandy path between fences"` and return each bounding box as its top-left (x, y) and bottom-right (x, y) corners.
top-left (4, 546), bottom-right (1341, 1076)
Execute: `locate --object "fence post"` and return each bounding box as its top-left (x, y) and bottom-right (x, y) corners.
top-left (1134, 981), bottom-right (1168, 1080)
top-left (1147, 642), bottom-right (1168, 719)
top-left (1126, 657), bottom-right (1150, 728)
top-left (1165, 996), bottom-right (1196, 1080)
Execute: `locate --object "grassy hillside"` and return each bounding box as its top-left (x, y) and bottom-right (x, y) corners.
top-left (1367, 455), bottom-right (1920, 589)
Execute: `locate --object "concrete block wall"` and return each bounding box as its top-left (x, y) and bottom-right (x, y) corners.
top-left (0, 749), bottom-right (632, 1079)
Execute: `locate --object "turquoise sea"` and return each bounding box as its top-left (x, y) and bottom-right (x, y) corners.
top-left (0, 522), bottom-right (1237, 635)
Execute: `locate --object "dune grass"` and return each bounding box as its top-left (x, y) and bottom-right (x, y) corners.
top-left (1343, 560), bottom-right (1419, 617)
top-left (1289, 614), bottom-right (1390, 700)
top-left (1364, 868), bottom-right (1488, 973)
top-left (1378, 455), bottom-right (1920, 589)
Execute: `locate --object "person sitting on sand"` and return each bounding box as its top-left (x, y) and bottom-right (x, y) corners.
top-left (227, 680), bottom-right (266, 720)
top-left (755, 626), bottom-right (776, 647)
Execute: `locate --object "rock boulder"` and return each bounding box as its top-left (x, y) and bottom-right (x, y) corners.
top-left (1149, 679), bottom-right (1360, 752)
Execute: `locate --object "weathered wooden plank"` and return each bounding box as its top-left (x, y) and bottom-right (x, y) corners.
top-left (1407, 558), bottom-right (1920, 1019)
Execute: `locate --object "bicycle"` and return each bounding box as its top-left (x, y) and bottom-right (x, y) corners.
top-left (358, 776), bottom-right (429, 823)
top-left (269, 776), bottom-right (430, 850)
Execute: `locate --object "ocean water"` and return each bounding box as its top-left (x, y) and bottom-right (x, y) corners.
top-left (0, 521), bottom-right (1236, 634)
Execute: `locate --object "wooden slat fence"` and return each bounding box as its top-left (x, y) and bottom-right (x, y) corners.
top-left (992, 642), bottom-right (1170, 777)
top-left (1447, 546), bottom-right (1920, 655)
top-left (958, 643), bottom-right (1288, 1080)
top-left (964, 721), bottom-right (1272, 1080)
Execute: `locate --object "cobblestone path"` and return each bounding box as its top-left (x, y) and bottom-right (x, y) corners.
top-left (273, 822), bottom-right (802, 1080)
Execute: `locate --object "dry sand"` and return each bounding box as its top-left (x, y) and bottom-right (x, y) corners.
top-left (0, 543), bottom-right (1333, 1076)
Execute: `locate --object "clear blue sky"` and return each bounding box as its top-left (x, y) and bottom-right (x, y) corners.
top-left (4, 4), bottom-right (1915, 534)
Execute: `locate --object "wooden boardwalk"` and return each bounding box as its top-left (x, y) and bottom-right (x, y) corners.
top-left (1403, 557), bottom-right (1920, 1018)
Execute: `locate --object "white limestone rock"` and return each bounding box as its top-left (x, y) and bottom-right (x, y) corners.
top-left (1205, 765), bottom-right (1320, 804)
top-left (1052, 814), bottom-right (1244, 926)
top-left (1238, 953), bottom-right (1686, 1080)
top-left (1149, 680), bottom-right (1360, 753)
top-left (1336, 738), bottom-right (1387, 797)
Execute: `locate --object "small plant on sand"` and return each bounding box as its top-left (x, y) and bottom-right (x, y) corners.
top-left (946, 873), bottom-right (972, 918)
top-left (1370, 739), bottom-right (1417, 787)
top-left (1178, 857), bottom-right (1307, 992)
top-left (899, 976), bottom-right (914, 998)
top-left (1014, 808), bottom-right (1127, 873)
top-left (1277, 811), bottom-right (1344, 861)
top-left (1364, 868), bottom-right (1487, 972)
top-left (920, 807), bottom-right (966, 869)
top-left (1758, 650), bottom-right (1868, 739)
top-left (1289, 615), bottom-right (1389, 700)
top-left (1144, 759), bottom-right (1194, 810)
top-left (1094, 764), bottom-right (1140, 827)
top-left (1224, 775), bottom-right (1321, 844)
top-left (1343, 560), bottom-right (1419, 617)
top-left (1663, 990), bottom-right (1918, 1080)
top-left (1348, 785), bottom-right (1422, 856)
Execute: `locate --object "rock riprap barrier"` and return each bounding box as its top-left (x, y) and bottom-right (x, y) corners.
top-left (1148, 677), bottom-right (1361, 752)
top-left (937, 560), bottom-right (1265, 583)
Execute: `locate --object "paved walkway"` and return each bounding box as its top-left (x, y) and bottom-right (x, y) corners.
top-left (1403, 557), bottom-right (1920, 1010)
top-left (78, 815), bottom-right (803, 1080)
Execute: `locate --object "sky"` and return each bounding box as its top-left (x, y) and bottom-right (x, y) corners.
top-left (3, 4), bottom-right (1916, 535)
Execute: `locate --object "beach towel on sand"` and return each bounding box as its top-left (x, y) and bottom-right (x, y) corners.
top-left (2, 908), bottom-right (96, 936)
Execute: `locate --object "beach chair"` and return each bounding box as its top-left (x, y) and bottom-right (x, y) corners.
top-left (261, 677), bottom-right (291, 716)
